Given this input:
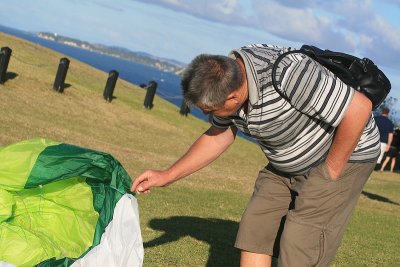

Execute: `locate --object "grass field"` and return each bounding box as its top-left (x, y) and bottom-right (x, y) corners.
top-left (1, 32), bottom-right (399, 266)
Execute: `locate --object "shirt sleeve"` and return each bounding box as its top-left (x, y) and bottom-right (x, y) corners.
top-left (211, 115), bottom-right (234, 129)
top-left (279, 53), bottom-right (355, 127)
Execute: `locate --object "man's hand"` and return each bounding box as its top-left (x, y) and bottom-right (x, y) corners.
top-left (326, 158), bottom-right (342, 180)
top-left (131, 169), bottom-right (173, 194)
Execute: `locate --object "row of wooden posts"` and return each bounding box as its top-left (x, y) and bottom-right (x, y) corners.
top-left (0, 46), bottom-right (191, 116)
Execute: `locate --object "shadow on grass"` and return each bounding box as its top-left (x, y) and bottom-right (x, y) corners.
top-left (144, 216), bottom-right (240, 267)
top-left (362, 191), bottom-right (400, 206)
top-left (63, 83), bottom-right (72, 90)
top-left (4, 72), bottom-right (18, 82)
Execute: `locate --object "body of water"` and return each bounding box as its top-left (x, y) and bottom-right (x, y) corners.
top-left (0, 25), bottom-right (208, 122)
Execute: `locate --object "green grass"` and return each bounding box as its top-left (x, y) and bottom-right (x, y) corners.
top-left (1, 32), bottom-right (399, 266)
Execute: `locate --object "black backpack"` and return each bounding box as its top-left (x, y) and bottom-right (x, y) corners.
top-left (272, 45), bottom-right (391, 110)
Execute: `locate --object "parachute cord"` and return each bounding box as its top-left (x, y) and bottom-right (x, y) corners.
top-left (109, 185), bottom-right (126, 196)
top-left (13, 190), bottom-right (33, 234)
top-left (90, 184), bottom-right (127, 196)
top-left (38, 184), bottom-right (43, 213)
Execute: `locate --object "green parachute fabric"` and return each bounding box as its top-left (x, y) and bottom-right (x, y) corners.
top-left (0, 138), bottom-right (137, 266)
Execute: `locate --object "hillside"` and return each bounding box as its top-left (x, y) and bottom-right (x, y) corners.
top-left (1, 32), bottom-right (399, 267)
top-left (37, 31), bottom-right (186, 74)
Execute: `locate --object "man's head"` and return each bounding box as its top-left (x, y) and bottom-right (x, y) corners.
top-left (381, 107), bottom-right (390, 115)
top-left (181, 54), bottom-right (245, 116)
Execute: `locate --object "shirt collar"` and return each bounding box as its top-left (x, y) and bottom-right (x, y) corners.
top-left (228, 50), bottom-right (259, 106)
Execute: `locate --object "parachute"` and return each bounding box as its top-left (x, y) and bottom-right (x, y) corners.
top-left (0, 138), bottom-right (144, 266)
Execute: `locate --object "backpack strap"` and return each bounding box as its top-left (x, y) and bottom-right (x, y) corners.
top-left (271, 50), bottom-right (304, 106)
top-left (271, 46), bottom-right (359, 102)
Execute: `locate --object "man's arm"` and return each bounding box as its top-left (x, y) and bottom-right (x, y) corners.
top-left (326, 90), bottom-right (373, 180)
top-left (386, 132), bottom-right (393, 151)
top-left (131, 125), bottom-right (236, 194)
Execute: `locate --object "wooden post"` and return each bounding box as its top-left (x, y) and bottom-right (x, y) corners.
top-left (103, 70), bottom-right (119, 102)
top-left (0, 47), bottom-right (12, 84)
top-left (53, 57), bottom-right (70, 92)
top-left (144, 80), bottom-right (157, 109)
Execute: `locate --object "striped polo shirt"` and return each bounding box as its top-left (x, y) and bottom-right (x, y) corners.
top-left (212, 44), bottom-right (380, 175)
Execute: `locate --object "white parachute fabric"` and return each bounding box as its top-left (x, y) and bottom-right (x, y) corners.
top-left (71, 194), bottom-right (144, 267)
top-left (0, 262), bottom-right (17, 267)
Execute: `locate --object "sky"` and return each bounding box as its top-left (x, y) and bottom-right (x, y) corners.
top-left (0, 0), bottom-right (399, 100)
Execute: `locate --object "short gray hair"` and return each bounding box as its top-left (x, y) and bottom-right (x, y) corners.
top-left (181, 54), bottom-right (243, 108)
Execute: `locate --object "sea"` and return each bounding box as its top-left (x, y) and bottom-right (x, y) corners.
top-left (0, 25), bottom-right (209, 122)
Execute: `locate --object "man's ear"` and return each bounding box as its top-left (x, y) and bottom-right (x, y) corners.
top-left (226, 91), bottom-right (239, 104)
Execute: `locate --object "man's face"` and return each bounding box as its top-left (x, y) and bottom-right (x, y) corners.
top-left (197, 98), bottom-right (240, 117)
top-left (196, 81), bottom-right (248, 117)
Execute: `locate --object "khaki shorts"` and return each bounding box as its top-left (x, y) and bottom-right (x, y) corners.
top-left (235, 161), bottom-right (375, 267)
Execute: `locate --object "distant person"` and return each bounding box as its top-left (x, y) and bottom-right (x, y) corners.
top-left (132, 44), bottom-right (379, 267)
top-left (374, 107), bottom-right (394, 166)
top-left (380, 128), bottom-right (399, 172)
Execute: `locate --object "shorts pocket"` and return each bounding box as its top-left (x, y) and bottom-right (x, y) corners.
top-left (307, 162), bottom-right (335, 182)
top-left (321, 162), bottom-right (335, 181)
top-left (317, 230), bottom-right (326, 264)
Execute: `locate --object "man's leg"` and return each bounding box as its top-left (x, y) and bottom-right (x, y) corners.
top-left (390, 157), bottom-right (396, 172)
top-left (278, 162), bottom-right (375, 267)
top-left (235, 165), bottom-right (294, 267)
top-left (240, 251), bottom-right (271, 267)
top-left (377, 142), bottom-right (387, 164)
top-left (380, 156), bottom-right (390, 171)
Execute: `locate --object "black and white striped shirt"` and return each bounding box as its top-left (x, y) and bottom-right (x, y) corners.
top-left (212, 44), bottom-right (380, 175)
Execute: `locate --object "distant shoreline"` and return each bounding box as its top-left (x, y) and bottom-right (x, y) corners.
top-left (36, 32), bottom-right (186, 75)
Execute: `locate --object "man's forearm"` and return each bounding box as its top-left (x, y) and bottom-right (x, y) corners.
top-left (326, 91), bottom-right (372, 179)
top-left (166, 126), bottom-right (236, 182)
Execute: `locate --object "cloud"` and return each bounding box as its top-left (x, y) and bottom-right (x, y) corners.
top-left (382, 0), bottom-right (400, 6)
top-left (324, 0), bottom-right (400, 68)
top-left (129, 0), bottom-right (254, 26)
top-left (129, 0), bottom-right (400, 69)
top-left (274, 0), bottom-right (318, 8)
top-left (249, 0), bottom-right (354, 51)
top-left (92, 1), bottom-right (125, 12)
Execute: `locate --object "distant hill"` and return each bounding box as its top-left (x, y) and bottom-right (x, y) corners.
top-left (37, 32), bottom-right (186, 75)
